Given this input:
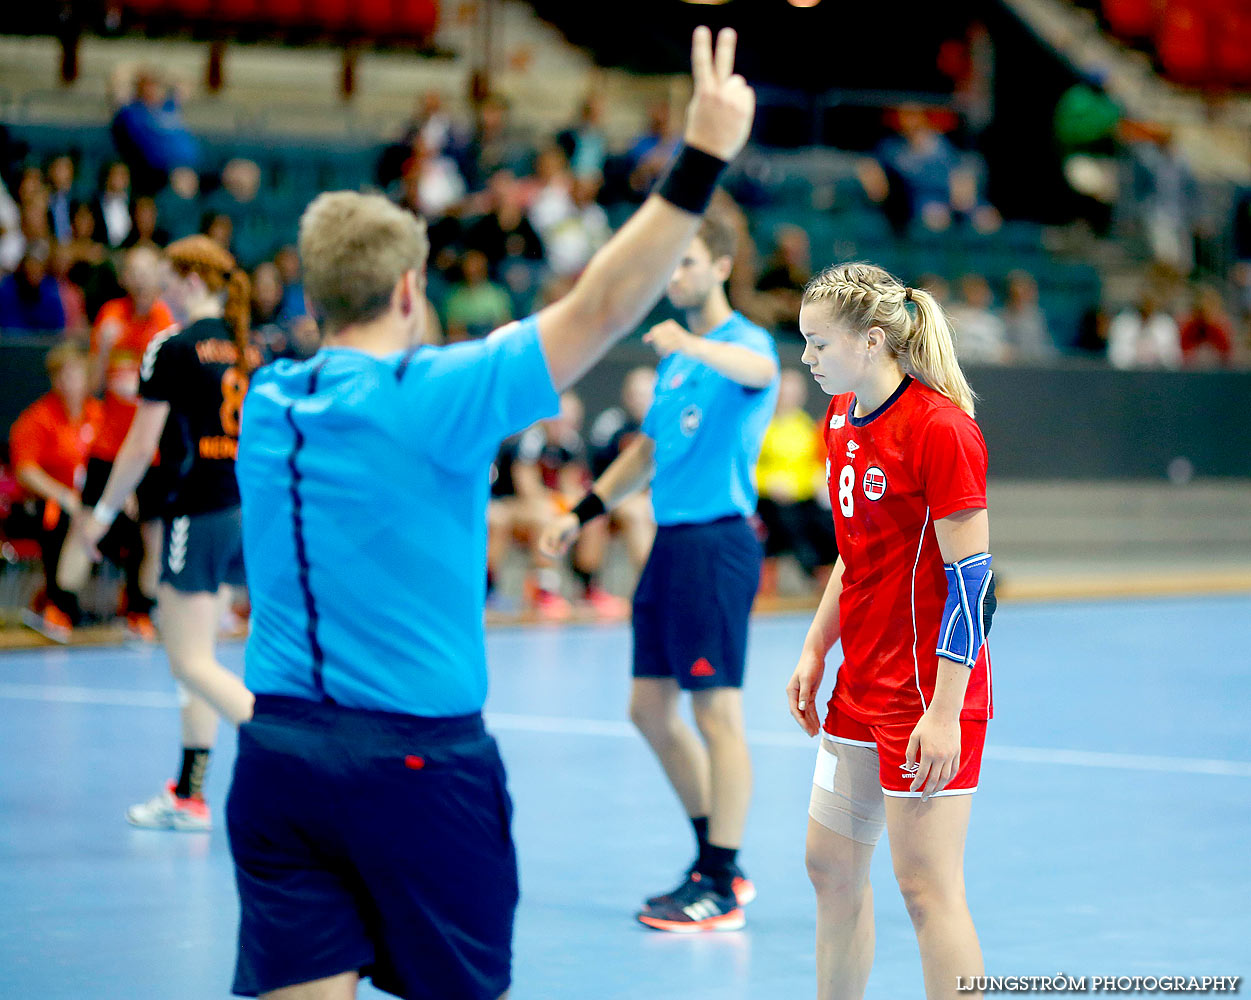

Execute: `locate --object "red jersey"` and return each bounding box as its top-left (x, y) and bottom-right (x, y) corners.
top-left (90, 297), bottom-right (175, 461)
top-left (822, 376), bottom-right (992, 727)
top-left (8, 392), bottom-right (103, 496)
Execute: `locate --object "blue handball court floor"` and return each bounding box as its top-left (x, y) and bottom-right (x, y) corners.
top-left (1, 595), bottom-right (1249, 999)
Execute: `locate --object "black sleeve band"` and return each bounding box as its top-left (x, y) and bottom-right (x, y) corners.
top-left (655, 145), bottom-right (728, 215)
top-left (572, 491), bottom-right (607, 526)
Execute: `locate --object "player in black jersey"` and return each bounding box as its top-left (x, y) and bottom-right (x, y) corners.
top-left (73, 235), bottom-right (257, 831)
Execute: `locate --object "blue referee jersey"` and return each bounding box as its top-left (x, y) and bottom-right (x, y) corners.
top-left (236, 317), bottom-right (559, 717)
top-left (642, 312), bottom-right (779, 526)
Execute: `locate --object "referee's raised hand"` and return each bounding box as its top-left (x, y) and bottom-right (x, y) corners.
top-left (683, 26), bottom-right (755, 163)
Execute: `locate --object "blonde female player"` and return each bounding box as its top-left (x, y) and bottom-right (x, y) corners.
top-left (786, 262), bottom-right (995, 1000)
top-left (74, 235), bottom-right (256, 831)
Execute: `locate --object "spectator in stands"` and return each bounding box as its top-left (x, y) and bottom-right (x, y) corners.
top-left (465, 169), bottom-right (545, 270)
top-left (1053, 68), bottom-right (1122, 233)
top-left (16, 166), bottom-right (49, 214)
top-left (586, 365), bottom-right (658, 573)
top-left (48, 243), bottom-right (88, 335)
top-left (0, 175), bottom-right (22, 273)
top-left (154, 165), bottom-right (201, 241)
top-left (625, 101), bottom-right (680, 201)
top-left (8, 345), bottom-right (102, 639)
top-left (755, 224), bottom-right (811, 338)
top-left (201, 211), bottom-right (234, 256)
top-left (755, 369), bottom-right (837, 594)
top-left (403, 89), bottom-right (457, 159)
top-left (526, 145), bottom-right (576, 236)
top-left (94, 161), bottom-right (132, 248)
top-left (110, 66), bottom-right (199, 195)
top-left (556, 93), bottom-right (609, 180)
top-left (46, 154), bottom-right (76, 243)
top-left (121, 195), bottom-right (168, 252)
top-left (443, 249), bottom-right (512, 342)
top-left (542, 173), bottom-right (611, 278)
top-left (393, 139), bottom-right (466, 223)
top-left (949, 273), bottom-right (1008, 363)
top-left (0, 244), bottom-right (66, 333)
top-left (1000, 270), bottom-right (1056, 362)
top-left (206, 158), bottom-right (273, 269)
top-left (272, 245), bottom-right (309, 325)
top-left (917, 272), bottom-right (953, 308)
top-left (858, 105), bottom-right (1000, 234)
top-left (1129, 128), bottom-right (1200, 275)
top-left (462, 93), bottom-right (528, 192)
top-left (65, 200), bottom-right (121, 320)
top-left (464, 169), bottom-right (545, 311)
top-left (1178, 285), bottom-right (1235, 369)
top-left (1107, 289), bottom-right (1181, 369)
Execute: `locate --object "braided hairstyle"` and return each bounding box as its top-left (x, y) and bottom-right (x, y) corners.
top-left (802, 262), bottom-right (975, 416)
top-left (165, 235), bottom-right (255, 375)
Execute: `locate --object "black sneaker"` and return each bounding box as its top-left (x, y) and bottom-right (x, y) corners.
top-left (645, 863), bottom-right (756, 909)
top-left (636, 876), bottom-right (745, 933)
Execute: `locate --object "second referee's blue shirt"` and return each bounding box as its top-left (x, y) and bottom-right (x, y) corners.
top-left (643, 312), bottom-right (779, 527)
top-left (236, 317), bottom-right (559, 717)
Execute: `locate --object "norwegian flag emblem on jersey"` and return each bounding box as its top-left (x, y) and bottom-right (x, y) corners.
top-left (862, 467), bottom-right (888, 501)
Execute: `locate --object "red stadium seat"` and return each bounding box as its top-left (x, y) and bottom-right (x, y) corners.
top-left (391, 0), bottom-right (438, 40)
top-left (1211, 10), bottom-right (1251, 87)
top-left (265, 0), bottom-right (306, 30)
top-left (306, 0), bottom-right (350, 33)
top-left (1102, 0), bottom-right (1159, 40)
top-left (216, 0), bottom-right (262, 22)
top-left (123, 0), bottom-right (166, 17)
top-left (1155, 4), bottom-right (1212, 86)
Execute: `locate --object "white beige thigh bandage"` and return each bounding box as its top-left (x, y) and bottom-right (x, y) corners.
top-left (808, 737), bottom-right (887, 845)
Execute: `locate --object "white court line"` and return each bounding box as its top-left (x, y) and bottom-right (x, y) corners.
top-left (2, 684), bottom-right (1250, 778)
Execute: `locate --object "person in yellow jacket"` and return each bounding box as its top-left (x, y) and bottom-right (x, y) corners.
top-left (755, 368), bottom-right (837, 592)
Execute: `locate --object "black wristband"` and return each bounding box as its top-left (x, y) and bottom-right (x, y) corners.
top-left (655, 144), bottom-right (728, 215)
top-left (571, 492), bottom-right (607, 526)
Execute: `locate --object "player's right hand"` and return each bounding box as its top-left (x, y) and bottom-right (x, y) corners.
top-left (683, 26), bottom-right (756, 163)
top-left (786, 646), bottom-right (825, 737)
top-left (538, 512), bottom-right (580, 559)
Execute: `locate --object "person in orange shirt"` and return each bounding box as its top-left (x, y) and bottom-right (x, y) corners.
top-left (75, 245), bottom-right (174, 637)
top-left (8, 345), bottom-right (103, 641)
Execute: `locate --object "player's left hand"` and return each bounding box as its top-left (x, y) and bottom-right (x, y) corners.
top-left (643, 320), bottom-right (692, 360)
top-left (905, 709), bottom-right (962, 801)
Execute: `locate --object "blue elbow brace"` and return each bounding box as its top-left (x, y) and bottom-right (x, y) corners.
top-left (936, 553), bottom-right (995, 667)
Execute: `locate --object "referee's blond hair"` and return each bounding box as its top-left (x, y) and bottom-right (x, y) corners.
top-left (803, 262), bottom-right (976, 416)
top-left (299, 192), bottom-right (429, 336)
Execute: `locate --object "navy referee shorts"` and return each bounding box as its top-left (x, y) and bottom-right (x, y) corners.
top-left (632, 514), bottom-right (762, 691)
top-left (226, 695), bottom-right (518, 1000)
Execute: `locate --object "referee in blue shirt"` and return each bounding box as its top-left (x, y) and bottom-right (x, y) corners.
top-left (541, 206), bottom-right (780, 933)
top-left (227, 27), bottom-right (755, 1000)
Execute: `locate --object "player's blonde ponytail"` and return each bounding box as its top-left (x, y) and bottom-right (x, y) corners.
top-left (224, 268), bottom-right (254, 376)
top-left (903, 285), bottom-right (975, 416)
top-left (802, 262), bottom-right (976, 416)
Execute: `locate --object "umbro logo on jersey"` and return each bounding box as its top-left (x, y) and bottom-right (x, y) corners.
top-left (862, 467), bottom-right (887, 501)
top-left (845, 440), bottom-right (859, 459)
top-left (830, 413), bottom-right (846, 429)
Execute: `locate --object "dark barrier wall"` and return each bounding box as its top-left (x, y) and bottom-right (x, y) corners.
top-left (4, 340), bottom-right (1250, 480)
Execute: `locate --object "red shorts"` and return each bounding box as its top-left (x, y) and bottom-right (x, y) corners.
top-left (823, 701), bottom-right (987, 797)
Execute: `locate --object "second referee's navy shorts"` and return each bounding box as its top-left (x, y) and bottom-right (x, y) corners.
top-left (226, 695), bottom-right (519, 1000)
top-left (632, 514), bottom-right (762, 691)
